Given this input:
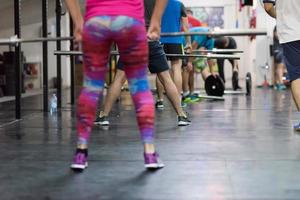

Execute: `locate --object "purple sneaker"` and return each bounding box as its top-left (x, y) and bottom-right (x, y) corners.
top-left (294, 123), bottom-right (300, 131)
top-left (71, 152), bottom-right (88, 171)
top-left (144, 152), bottom-right (165, 169)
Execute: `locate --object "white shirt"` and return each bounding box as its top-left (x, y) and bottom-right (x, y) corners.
top-left (263, 0), bottom-right (300, 43)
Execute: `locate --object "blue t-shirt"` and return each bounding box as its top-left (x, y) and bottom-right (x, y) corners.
top-left (190, 27), bottom-right (214, 50)
top-left (160, 0), bottom-right (186, 44)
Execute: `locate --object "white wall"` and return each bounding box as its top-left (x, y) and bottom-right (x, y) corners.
top-left (256, 2), bottom-right (276, 86)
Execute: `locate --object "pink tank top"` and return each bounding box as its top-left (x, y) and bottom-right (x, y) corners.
top-left (85, 0), bottom-right (145, 22)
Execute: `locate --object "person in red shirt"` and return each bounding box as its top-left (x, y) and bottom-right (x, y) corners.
top-left (186, 9), bottom-right (202, 28)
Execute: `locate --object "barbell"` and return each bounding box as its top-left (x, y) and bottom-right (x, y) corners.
top-left (0, 28), bottom-right (266, 46)
top-left (0, 35), bottom-right (73, 46)
top-left (161, 29), bottom-right (267, 37)
top-left (54, 50), bottom-right (241, 60)
top-left (192, 49), bottom-right (244, 54)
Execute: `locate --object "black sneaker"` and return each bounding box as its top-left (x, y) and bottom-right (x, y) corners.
top-left (155, 100), bottom-right (164, 110)
top-left (178, 115), bottom-right (191, 126)
top-left (94, 115), bottom-right (110, 126)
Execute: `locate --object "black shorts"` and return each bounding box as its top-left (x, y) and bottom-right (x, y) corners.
top-left (282, 40), bottom-right (300, 82)
top-left (162, 43), bottom-right (184, 61)
top-left (117, 41), bottom-right (169, 74)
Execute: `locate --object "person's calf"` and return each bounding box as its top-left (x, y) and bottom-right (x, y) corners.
top-left (157, 71), bottom-right (183, 115)
top-left (291, 78), bottom-right (300, 111)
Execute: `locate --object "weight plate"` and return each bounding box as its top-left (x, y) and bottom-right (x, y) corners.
top-left (205, 75), bottom-right (225, 97)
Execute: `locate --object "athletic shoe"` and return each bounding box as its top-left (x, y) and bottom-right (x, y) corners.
top-left (155, 100), bottom-right (164, 110)
top-left (71, 151), bottom-right (88, 171)
top-left (144, 152), bottom-right (165, 169)
top-left (190, 93), bottom-right (201, 103)
top-left (294, 123), bottom-right (300, 131)
top-left (181, 101), bottom-right (187, 108)
top-left (178, 115), bottom-right (191, 126)
top-left (182, 95), bottom-right (192, 104)
top-left (183, 94), bottom-right (201, 104)
top-left (94, 115), bottom-right (110, 126)
top-left (276, 84), bottom-right (287, 91)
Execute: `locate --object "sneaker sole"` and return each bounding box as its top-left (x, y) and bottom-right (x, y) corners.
top-left (71, 162), bottom-right (88, 170)
top-left (156, 106), bottom-right (164, 110)
top-left (178, 122), bottom-right (191, 126)
top-left (94, 121), bottom-right (110, 126)
top-left (189, 99), bottom-right (201, 103)
top-left (145, 163), bottom-right (165, 169)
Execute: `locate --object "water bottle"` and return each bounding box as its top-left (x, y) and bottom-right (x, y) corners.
top-left (50, 94), bottom-right (57, 115)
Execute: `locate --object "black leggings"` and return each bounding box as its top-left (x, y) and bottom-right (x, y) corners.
top-left (216, 37), bottom-right (237, 83)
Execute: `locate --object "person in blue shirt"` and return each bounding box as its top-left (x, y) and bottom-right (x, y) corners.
top-left (182, 27), bottom-right (218, 102)
top-left (157, 0), bottom-right (191, 107)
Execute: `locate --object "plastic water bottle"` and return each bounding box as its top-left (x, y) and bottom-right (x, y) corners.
top-left (50, 94), bottom-right (57, 115)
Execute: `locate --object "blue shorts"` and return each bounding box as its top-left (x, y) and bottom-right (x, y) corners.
top-left (117, 41), bottom-right (169, 74)
top-left (282, 40), bottom-right (300, 82)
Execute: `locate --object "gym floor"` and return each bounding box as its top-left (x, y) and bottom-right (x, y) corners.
top-left (0, 88), bottom-right (300, 200)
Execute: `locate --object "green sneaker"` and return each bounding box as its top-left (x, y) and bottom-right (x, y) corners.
top-left (182, 96), bottom-right (192, 104)
top-left (183, 94), bottom-right (201, 104)
top-left (189, 94), bottom-right (201, 103)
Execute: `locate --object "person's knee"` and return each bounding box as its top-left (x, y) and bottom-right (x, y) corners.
top-left (291, 78), bottom-right (300, 86)
top-left (157, 71), bottom-right (172, 85)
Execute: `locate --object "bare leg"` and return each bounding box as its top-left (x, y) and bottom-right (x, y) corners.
top-left (201, 67), bottom-right (211, 80)
top-left (182, 68), bottom-right (190, 94)
top-left (156, 76), bottom-right (165, 101)
top-left (276, 63), bottom-right (285, 85)
top-left (170, 59), bottom-right (183, 94)
top-left (188, 69), bottom-right (195, 94)
top-left (157, 71), bottom-right (186, 116)
top-left (102, 69), bottom-right (126, 117)
top-left (291, 79), bottom-right (300, 111)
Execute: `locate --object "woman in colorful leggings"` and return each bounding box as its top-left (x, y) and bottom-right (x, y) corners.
top-left (65, 0), bottom-right (167, 171)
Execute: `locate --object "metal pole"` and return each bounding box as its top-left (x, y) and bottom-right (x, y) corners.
top-left (69, 16), bottom-right (75, 105)
top-left (54, 51), bottom-right (241, 60)
top-left (56, 0), bottom-right (62, 109)
top-left (14, 0), bottom-right (21, 119)
top-left (42, 0), bottom-right (48, 112)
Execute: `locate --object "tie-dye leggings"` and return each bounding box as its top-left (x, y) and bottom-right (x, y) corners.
top-left (77, 16), bottom-right (154, 146)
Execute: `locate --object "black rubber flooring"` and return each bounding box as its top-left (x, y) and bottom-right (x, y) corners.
top-left (0, 88), bottom-right (300, 200)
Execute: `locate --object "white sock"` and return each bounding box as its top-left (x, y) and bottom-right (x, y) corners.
top-left (183, 91), bottom-right (189, 97)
